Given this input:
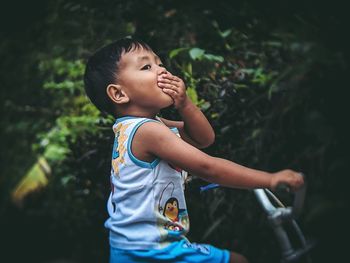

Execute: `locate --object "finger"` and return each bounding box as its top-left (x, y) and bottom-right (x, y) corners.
top-left (162, 88), bottom-right (178, 97)
top-left (172, 76), bottom-right (182, 82)
top-left (161, 72), bottom-right (180, 82)
top-left (158, 82), bottom-right (179, 91)
top-left (158, 75), bottom-right (178, 85)
top-left (158, 77), bottom-right (174, 85)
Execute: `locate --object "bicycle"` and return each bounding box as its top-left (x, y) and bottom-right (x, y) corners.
top-left (200, 174), bottom-right (315, 263)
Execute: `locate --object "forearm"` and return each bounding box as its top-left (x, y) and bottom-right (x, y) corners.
top-left (178, 98), bottom-right (215, 147)
top-left (145, 121), bottom-right (304, 192)
top-left (198, 156), bottom-right (273, 190)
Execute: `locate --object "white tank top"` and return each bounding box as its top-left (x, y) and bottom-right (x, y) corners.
top-left (104, 116), bottom-right (190, 249)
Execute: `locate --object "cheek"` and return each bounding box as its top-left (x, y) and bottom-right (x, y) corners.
top-left (135, 75), bottom-right (157, 90)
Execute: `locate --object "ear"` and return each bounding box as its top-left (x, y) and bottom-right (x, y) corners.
top-left (106, 84), bottom-right (130, 104)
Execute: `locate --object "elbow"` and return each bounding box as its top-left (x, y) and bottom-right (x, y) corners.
top-left (198, 131), bottom-right (215, 149)
top-left (194, 156), bottom-right (217, 182)
top-left (207, 131), bottom-right (215, 146)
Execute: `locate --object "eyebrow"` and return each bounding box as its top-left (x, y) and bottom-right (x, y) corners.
top-left (137, 55), bottom-right (161, 62)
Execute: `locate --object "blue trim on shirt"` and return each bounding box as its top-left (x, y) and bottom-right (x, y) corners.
top-left (127, 119), bottom-right (161, 169)
top-left (170, 127), bottom-right (179, 134)
top-left (116, 116), bottom-right (143, 123)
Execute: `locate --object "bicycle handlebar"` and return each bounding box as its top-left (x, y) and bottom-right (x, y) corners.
top-left (200, 173), bottom-right (313, 263)
top-left (267, 172), bottom-right (306, 218)
top-left (255, 173), bottom-right (313, 263)
top-left (200, 173), bottom-right (306, 219)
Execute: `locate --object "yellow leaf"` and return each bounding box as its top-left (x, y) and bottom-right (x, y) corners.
top-left (12, 157), bottom-right (51, 204)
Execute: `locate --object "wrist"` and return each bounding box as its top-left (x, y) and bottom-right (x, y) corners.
top-left (269, 173), bottom-right (279, 190)
top-left (177, 97), bottom-right (194, 111)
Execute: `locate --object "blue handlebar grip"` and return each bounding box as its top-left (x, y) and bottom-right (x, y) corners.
top-left (200, 183), bottom-right (220, 193)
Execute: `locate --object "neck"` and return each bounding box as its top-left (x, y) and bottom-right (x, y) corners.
top-left (117, 106), bottom-right (158, 120)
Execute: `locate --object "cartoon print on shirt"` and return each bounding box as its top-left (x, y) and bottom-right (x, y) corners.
top-left (164, 197), bottom-right (179, 221)
top-left (111, 122), bottom-right (131, 177)
top-left (158, 182), bottom-right (189, 235)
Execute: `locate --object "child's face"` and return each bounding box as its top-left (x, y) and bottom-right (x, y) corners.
top-left (117, 48), bottom-right (174, 110)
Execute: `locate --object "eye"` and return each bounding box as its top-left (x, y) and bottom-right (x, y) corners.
top-left (141, 64), bottom-right (151, 70)
top-left (159, 63), bottom-right (166, 68)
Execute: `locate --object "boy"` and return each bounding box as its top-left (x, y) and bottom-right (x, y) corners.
top-left (84, 38), bottom-right (304, 263)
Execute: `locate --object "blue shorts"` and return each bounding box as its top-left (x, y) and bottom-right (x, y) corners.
top-left (110, 239), bottom-right (230, 263)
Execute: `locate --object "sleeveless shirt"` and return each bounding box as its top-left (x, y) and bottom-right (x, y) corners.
top-left (104, 116), bottom-right (190, 249)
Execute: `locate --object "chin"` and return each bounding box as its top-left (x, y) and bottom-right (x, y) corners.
top-left (160, 101), bottom-right (173, 110)
top-left (166, 98), bottom-right (175, 107)
top-left (160, 94), bottom-right (174, 108)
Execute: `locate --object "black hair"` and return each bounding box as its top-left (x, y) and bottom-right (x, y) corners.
top-left (83, 37), bottom-right (152, 117)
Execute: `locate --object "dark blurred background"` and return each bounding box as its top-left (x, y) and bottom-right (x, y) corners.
top-left (1, 0), bottom-right (349, 262)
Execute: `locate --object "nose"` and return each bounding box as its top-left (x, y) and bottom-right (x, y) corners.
top-left (157, 66), bottom-right (167, 76)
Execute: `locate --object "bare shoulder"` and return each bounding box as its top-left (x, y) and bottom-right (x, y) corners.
top-left (135, 120), bottom-right (180, 144)
top-left (130, 120), bottom-right (174, 162)
top-left (133, 120), bottom-right (214, 177)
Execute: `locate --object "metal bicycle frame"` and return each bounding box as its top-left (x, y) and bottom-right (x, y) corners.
top-left (200, 182), bottom-right (313, 263)
top-left (253, 188), bottom-right (312, 263)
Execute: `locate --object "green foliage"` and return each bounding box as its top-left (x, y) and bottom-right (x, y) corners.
top-left (33, 55), bottom-right (113, 166)
top-left (169, 46), bottom-right (224, 110)
top-left (1, 0), bottom-right (349, 263)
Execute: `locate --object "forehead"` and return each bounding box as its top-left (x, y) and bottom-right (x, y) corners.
top-left (118, 48), bottom-right (160, 68)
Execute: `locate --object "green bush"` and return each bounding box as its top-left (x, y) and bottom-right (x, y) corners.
top-left (1, 1), bottom-right (349, 262)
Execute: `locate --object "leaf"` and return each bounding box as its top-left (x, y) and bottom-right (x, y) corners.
top-left (61, 175), bottom-right (75, 186)
top-left (169, 47), bottom-right (188, 59)
top-left (203, 54), bottom-right (224, 62)
top-left (263, 41), bottom-right (282, 47)
top-left (189, 48), bottom-right (205, 60)
top-left (44, 143), bottom-right (70, 161)
top-left (220, 29), bottom-right (232, 38)
top-left (186, 63), bottom-right (193, 75)
top-left (199, 101), bottom-right (211, 111)
top-left (211, 112), bottom-right (219, 119)
top-left (186, 86), bottom-right (198, 105)
top-left (12, 157), bottom-right (51, 204)
top-left (234, 84), bottom-right (248, 89)
top-left (251, 129), bottom-right (261, 138)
